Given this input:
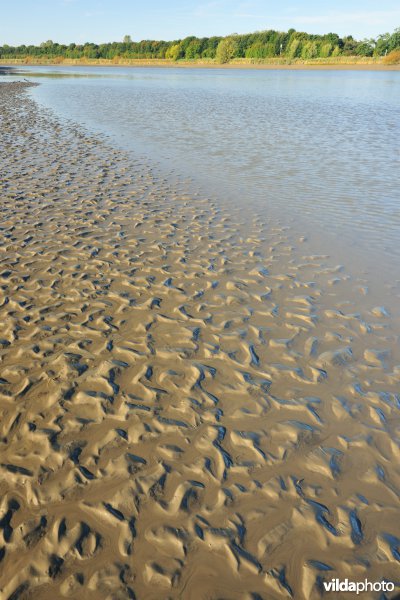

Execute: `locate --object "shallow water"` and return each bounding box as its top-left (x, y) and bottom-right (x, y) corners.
top-left (4, 65), bottom-right (400, 277)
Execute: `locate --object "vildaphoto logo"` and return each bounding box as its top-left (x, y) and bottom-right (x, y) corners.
top-left (323, 579), bottom-right (395, 594)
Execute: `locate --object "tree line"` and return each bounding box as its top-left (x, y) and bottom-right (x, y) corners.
top-left (1, 27), bottom-right (400, 62)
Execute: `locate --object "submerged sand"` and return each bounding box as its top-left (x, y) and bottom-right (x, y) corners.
top-left (0, 83), bottom-right (400, 599)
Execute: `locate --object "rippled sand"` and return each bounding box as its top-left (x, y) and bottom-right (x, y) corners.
top-left (1, 82), bottom-right (400, 599)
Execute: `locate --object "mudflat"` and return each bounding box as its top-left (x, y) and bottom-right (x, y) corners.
top-left (0, 83), bottom-right (399, 599)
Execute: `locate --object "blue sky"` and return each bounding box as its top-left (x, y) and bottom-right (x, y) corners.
top-left (1, 0), bottom-right (399, 45)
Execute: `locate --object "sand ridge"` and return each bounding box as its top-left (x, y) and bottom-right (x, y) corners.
top-left (0, 83), bottom-right (400, 599)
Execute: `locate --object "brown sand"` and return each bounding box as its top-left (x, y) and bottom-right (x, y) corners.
top-left (1, 58), bottom-right (400, 71)
top-left (0, 83), bottom-right (400, 599)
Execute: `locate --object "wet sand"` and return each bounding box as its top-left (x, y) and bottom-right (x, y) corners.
top-left (1, 82), bottom-right (400, 599)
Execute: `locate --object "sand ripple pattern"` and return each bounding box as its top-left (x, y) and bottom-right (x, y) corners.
top-left (1, 83), bottom-right (400, 599)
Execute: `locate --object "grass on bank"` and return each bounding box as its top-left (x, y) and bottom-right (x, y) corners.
top-left (1, 55), bottom-right (399, 68)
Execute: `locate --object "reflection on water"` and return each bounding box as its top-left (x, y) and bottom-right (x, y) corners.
top-left (5, 66), bottom-right (400, 274)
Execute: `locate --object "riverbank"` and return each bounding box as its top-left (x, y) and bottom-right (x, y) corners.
top-left (1, 82), bottom-right (400, 599)
top-left (1, 56), bottom-right (400, 70)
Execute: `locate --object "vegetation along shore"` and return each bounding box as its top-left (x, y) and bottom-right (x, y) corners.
top-left (1, 26), bottom-right (400, 67)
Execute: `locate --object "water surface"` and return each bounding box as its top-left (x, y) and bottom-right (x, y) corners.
top-left (4, 65), bottom-right (400, 281)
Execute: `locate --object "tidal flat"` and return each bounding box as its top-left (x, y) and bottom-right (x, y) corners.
top-left (0, 82), bottom-right (400, 599)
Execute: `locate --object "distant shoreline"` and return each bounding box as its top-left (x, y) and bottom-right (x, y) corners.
top-left (1, 57), bottom-right (399, 71)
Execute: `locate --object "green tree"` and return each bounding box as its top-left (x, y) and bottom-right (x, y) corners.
top-left (356, 39), bottom-right (374, 56)
top-left (301, 41), bottom-right (318, 59)
top-left (2, 25), bottom-right (400, 63)
top-left (388, 27), bottom-right (400, 51)
top-left (320, 42), bottom-right (332, 58)
top-left (165, 43), bottom-right (182, 61)
top-left (287, 39), bottom-right (301, 59)
top-left (374, 33), bottom-right (390, 56)
top-left (201, 37), bottom-right (220, 58)
top-left (324, 32), bottom-right (340, 46)
top-left (342, 35), bottom-right (357, 55)
top-left (185, 39), bottom-right (202, 59)
top-left (216, 37), bottom-right (238, 63)
top-left (83, 43), bottom-right (99, 59)
top-left (245, 42), bottom-right (276, 59)
top-left (245, 42), bottom-right (265, 59)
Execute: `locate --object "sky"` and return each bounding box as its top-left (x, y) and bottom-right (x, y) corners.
top-left (1, 0), bottom-right (399, 46)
